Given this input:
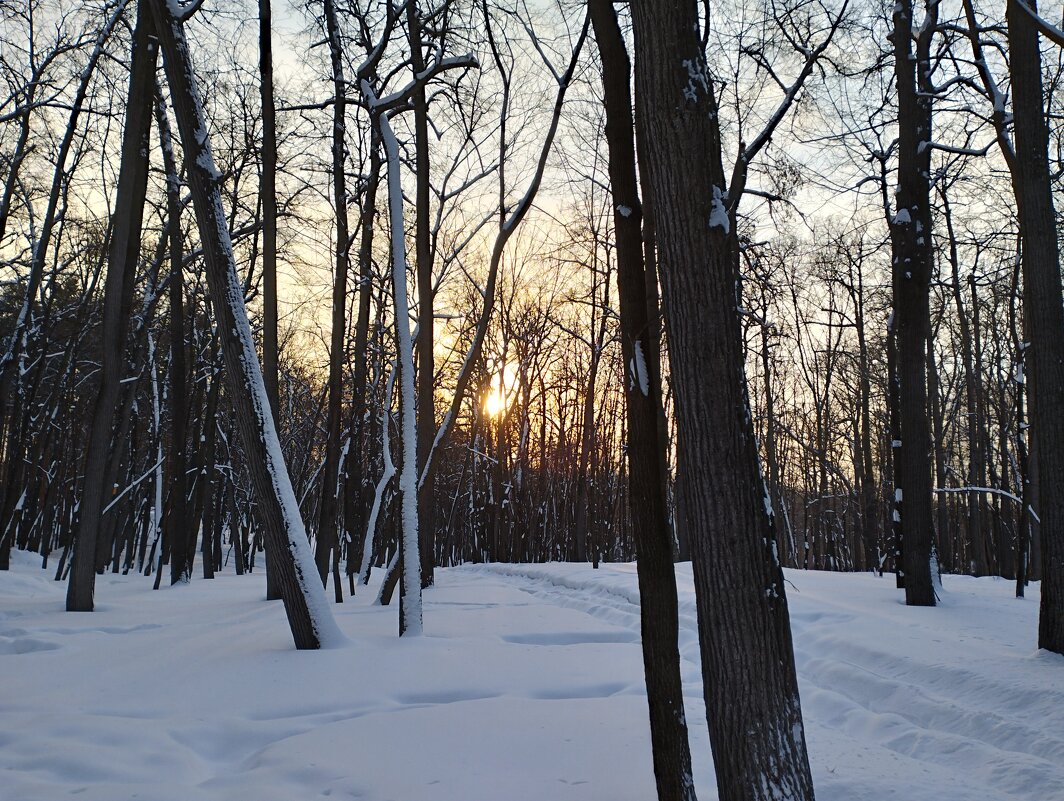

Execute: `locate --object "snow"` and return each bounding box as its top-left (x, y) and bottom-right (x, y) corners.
top-left (630, 340), bottom-right (650, 397)
top-left (2, 549), bottom-right (1062, 800)
top-left (709, 184), bottom-right (730, 233)
top-left (377, 99), bottom-right (422, 634)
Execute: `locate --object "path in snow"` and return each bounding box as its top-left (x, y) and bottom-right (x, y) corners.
top-left (467, 563), bottom-right (1064, 801)
top-left (1, 549), bottom-right (1061, 801)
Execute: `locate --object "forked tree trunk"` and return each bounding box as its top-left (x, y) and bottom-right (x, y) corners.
top-left (147, 0), bottom-right (341, 649)
top-left (628, 3), bottom-right (815, 799)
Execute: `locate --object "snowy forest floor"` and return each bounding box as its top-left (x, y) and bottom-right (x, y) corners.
top-left (2, 549), bottom-right (1062, 801)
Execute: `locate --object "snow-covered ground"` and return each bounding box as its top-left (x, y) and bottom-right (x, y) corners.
top-left (1, 549), bottom-right (1061, 801)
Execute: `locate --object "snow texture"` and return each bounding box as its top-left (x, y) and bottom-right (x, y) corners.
top-left (2, 549), bottom-right (1061, 800)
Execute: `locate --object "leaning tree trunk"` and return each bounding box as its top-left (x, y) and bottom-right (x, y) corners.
top-left (628, 2), bottom-right (816, 800)
top-left (588, 2), bottom-right (697, 798)
top-left (147, 0), bottom-right (341, 649)
top-left (1007, 0), bottom-right (1064, 653)
top-left (888, 0), bottom-right (936, 606)
top-left (67, 3), bottom-right (156, 612)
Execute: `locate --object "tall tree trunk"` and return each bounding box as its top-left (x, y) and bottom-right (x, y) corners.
top-left (67, 3), bottom-right (156, 611)
top-left (156, 87), bottom-right (193, 586)
top-left (629, 3), bottom-right (815, 799)
top-left (1007, 0), bottom-right (1064, 653)
top-left (927, 332), bottom-right (948, 570)
top-left (344, 132), bottom-right (381, 590)
top-left (259, 0), bottom-right (283, 601)
top-left (942, 190), bottom-right (988, 575)
top-left (889, 0), bottom-right (936, 606)
top-left (408, 1), bottom-right (437, 590)
top-left (148, 0), bottom-right (341, 649)
top-left (588, 2), bottom-right (698, 797)
top-left (854, 267), bottom-right (879, 573)
top-left (315, 0), bottom-right (350, 596)
top-left (377, 108), bottom-right (423, 636)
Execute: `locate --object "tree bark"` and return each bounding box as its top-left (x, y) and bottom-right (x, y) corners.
top-left (315, 0), bottom-right (350, 597)
top-left (155, 86), bottom-right (193, 586)
top-left (259, 0), bottom-right (283, 601)
top-left (628, 3), bottom-right (816, 799)
top-left (67, 3), bottom-right (156, 611)
top-left (888, 0), bottom-right (936, 606)
top-left (588, 2), bottom-right (698, 797)
top-left (1007, 0), bottom-right (1064, 653)
top-left (344, 132), bottom-right (381, 590)
top-left (408, 1), bottom-right (437, 590)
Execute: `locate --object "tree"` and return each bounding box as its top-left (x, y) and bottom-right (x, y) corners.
top-left (888, 0), bottom-right (937, 606)
top-left (628, 2), bottom-right (816, 799)
top-left (259, 0), bottom-right (283, 601)
top-left (1006, 0), bottom-right (1064, 653)
top-left (588, 2), bottom-right (697, 797)
top-left (315, 0), bottom-right (351, 600)
top-left (67, 0), bottom-right (156, 611)
top-left (147, 0), bottom-right (341, 649)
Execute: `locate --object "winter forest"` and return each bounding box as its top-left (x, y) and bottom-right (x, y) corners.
top-left (1, 0), bottom-right (1063, 798)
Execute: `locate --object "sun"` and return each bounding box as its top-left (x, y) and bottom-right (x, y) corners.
top-left (484, 388), bottom-right (507, 417)
top-left (483, 362), bottom-right (519, 418)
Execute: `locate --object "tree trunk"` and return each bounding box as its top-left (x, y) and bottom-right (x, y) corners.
top-left (943, 190), bottom-right (989, 575)
top-left (259, 0), bottom-right (283, 601)
top-left (155, 86), bottom-right (193, 586)
top-left (345, 133), bottom-right (381, 588)
top-left (408, 1), bottom-right (437, 590)
top-left (315, 0), bottom-right (350, 597)
top-left (1007, 0), bottom-right (1064, 653)
top-left (889, 0), bottom-right (936, 606)
top-left (148, 0), bottom-right (341, 649)
top-left (588, 2), bottom-right (698, 797)
top-left (629, 3), bottom-right (815, 799)
top-left (67, 4), bottom-right (156, 611)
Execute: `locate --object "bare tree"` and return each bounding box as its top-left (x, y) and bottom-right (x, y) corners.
top-left (147, 0), bottom-right (341, 649)
top-left (628, 1), bottom-right (816, 798)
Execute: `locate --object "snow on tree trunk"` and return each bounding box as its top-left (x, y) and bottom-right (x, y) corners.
top-left (376, 101), bottom-right (423, 636)
top-left (147, 0), bottom-right (342, 649)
